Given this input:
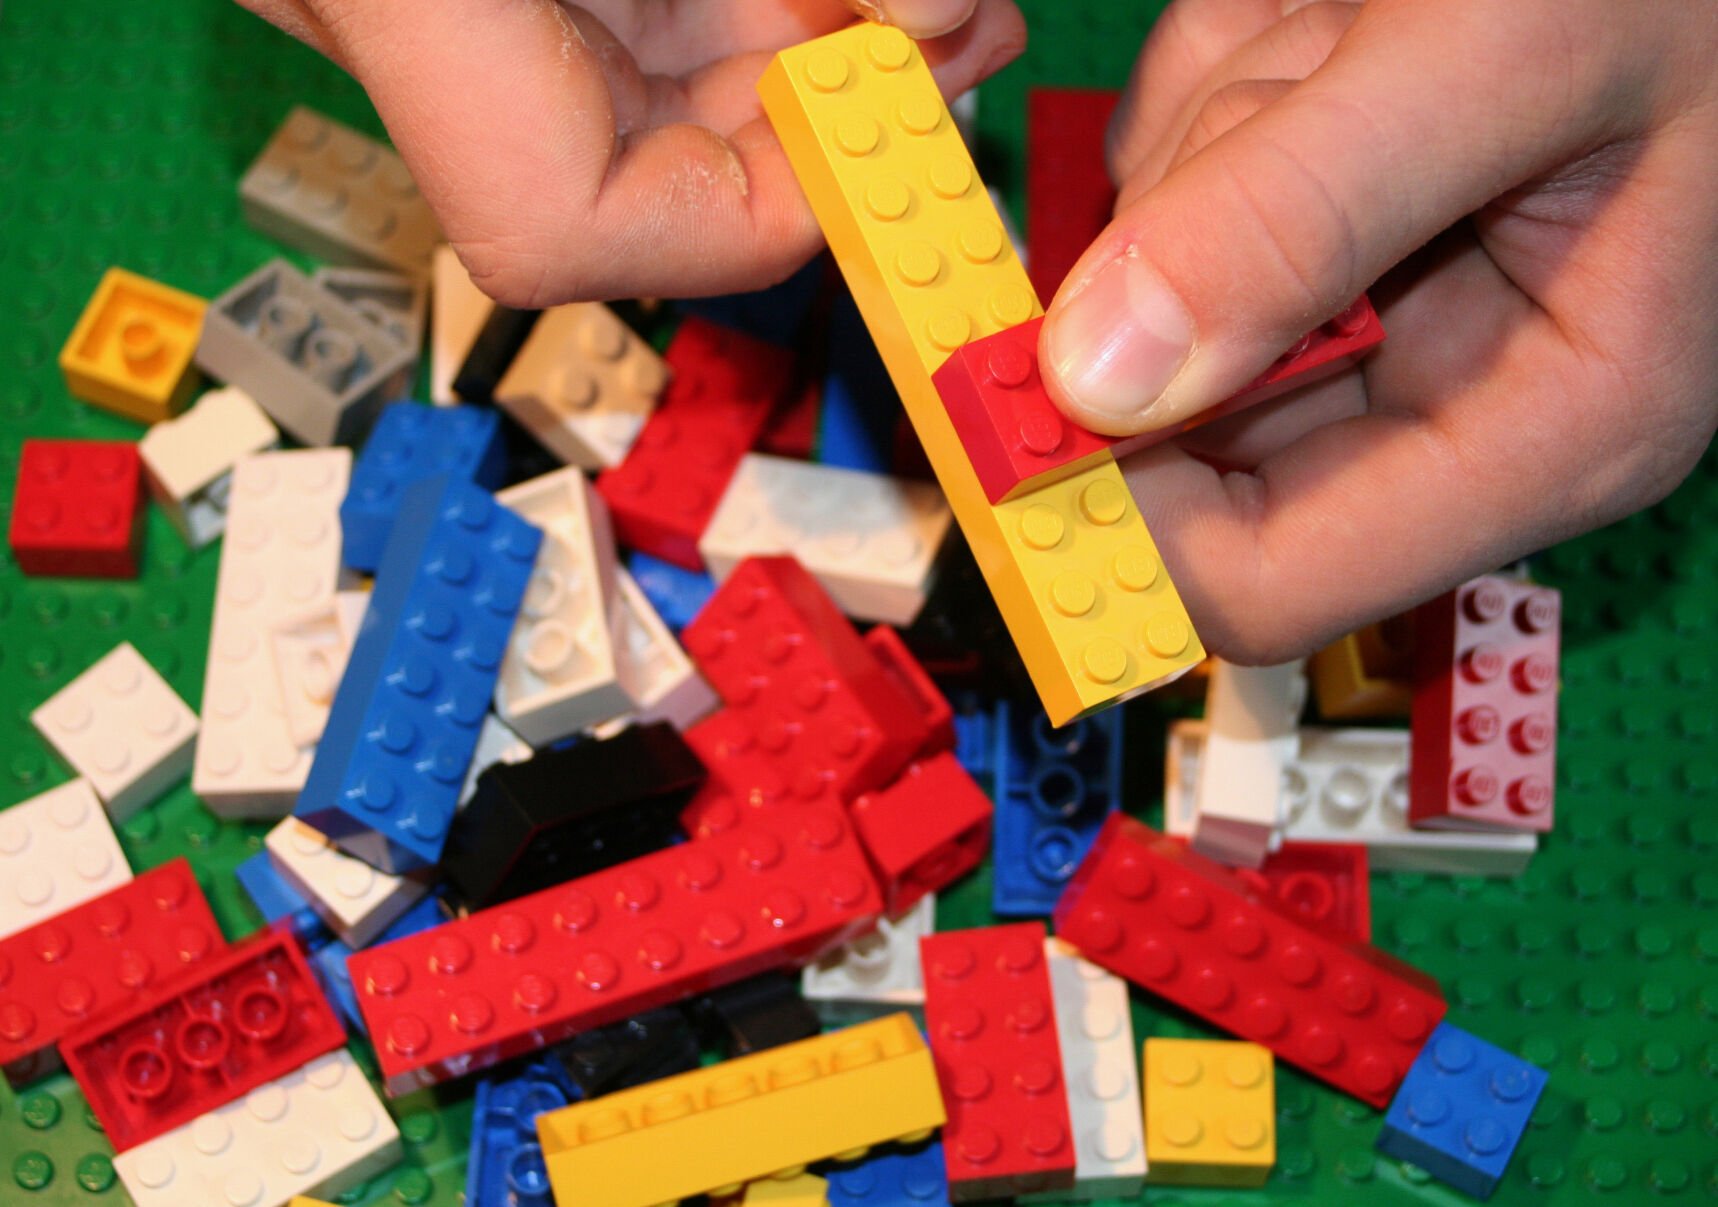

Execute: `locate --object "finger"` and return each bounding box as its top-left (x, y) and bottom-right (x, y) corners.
top-left (1120, 4), bottom-right (1357, 202)
top-left (1105, 0), bottom-right (1296, 187)
top-left (842, 0), bottom-right (980, 40)
top-left (1142, 77), bottom-right (1294, 198)
top-left (1168, 367), bottom-right (1367, 469)
top-left (1119, 234), bottom-right (1648, 665)
top-left (1039, 0), bottom-right (1654, 436)
top-left (296, 0), bottom-right (1023, 306)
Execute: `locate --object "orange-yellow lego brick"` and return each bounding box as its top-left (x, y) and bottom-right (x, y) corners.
top-left (758, 24), bottom-right (1202, 724)
top-left (1142, 1038), bottom-right (1276, 1188)
top-left (536, 1012), bottom-right (945, 1207)
top-left (60, 267), bottom-right (206, 423)
top-left (1309, 616), bottom-right (1414, 719)
top-left (740, 1172), bottom-right (831, 1207)
top-left (287, 1199), bottom-right (340, 1207)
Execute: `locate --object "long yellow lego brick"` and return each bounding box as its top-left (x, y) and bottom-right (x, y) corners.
top-left (536, 1013), bottom-right (945, 1207)
top-left (758, 25), bottom-right (1203, 723)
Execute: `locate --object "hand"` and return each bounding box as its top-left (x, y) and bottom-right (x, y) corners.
top-left (234, 0), bottom-right (1023, 306)
top-left (1038, 0), bottom-right (1718, 662)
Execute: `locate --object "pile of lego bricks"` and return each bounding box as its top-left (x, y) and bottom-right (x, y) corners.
top-left (1, 21), bottom-right (1561, 1207)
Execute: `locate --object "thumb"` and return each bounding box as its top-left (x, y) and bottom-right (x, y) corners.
top-left (843, 0), bottom-right (980, 39)
top-left (1038, 1), bottom-right (1636, 436)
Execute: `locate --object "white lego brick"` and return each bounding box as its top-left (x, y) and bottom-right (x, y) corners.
top-left (194, 449), bottom-right (351, 819)
top-left (493, 302), bottom-right (667, 469)
top-left (270, 589), bottom-right (368, 749)
top-left (800, 892), bottom-right (935, 1023)
top-left (0, 779), bottom-right (132, 941)
top-left (1030, 939), bottom-right (1146, 1201)
top-left (1166, 721), bottom-right (1537, 877)
top-left (494, 469), bottom-right (633, 746)
top-left (264, 816), bottom-right (427, 948)
top-left (699, 454), bottom-right (952, 626)
top-left (113, 1049), bottom-right (401, 1207)
top-left (139, 387), bottom-right (279, 548)
top-left (458, 713), bottom-right (532, 809)
top-left (430, 244), bottom-right (491, 404)
top-left (606, 568), bottom-right (718, 733)
top-left (1189, 660), bottom-right (1306, 868)
top-left (30, 643), bottom-right (199, 822)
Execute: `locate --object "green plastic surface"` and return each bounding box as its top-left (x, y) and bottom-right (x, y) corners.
top-left (1, 0), bottom-right (1713, 1203)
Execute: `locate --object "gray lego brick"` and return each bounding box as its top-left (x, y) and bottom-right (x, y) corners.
top-left (195, 259), bottom-right (414, 446)
top-left (311, 266), bottom-right (427, 354)
top-left (240, 105), bottom-right (440, 275)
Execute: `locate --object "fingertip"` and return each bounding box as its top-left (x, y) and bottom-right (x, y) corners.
top-left (846, 0), bottom-right (981, 39)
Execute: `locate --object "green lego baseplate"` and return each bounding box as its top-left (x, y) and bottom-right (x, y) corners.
top-left (0, 0), bottom-right (1713, 1203)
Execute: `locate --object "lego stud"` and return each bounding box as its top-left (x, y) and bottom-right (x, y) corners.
top-left (1318, 767), bottom-right (1374, 823)
top-left (836, 112), bottom-right (881, 157)
top-left (257, 295), bottom-right (314, 359)
top-left (1051, 571), bottom-right (1097, 617)
top-left (1112, 546), bottom-right (1159, 592)
top-left (1462, 582), bottom-right (1509, 624)
top-left (121, 1039), bottom-right (175, 1100)
top-left (865, 26), bottom-right (913, 71)
top-left (1459, 644), bottom-right (1505, 685)
top-left (1507, 776), bottom-right (1552, 816)
top-left (1512, 653), bottom-right (1556, 694)
top-left (898, 93), bottom-right (942, 137)
top-left (1081, 638), bottom-right (1129, 684)
top-left (1144, 612), bottom-right (1192, 658)
top-left (303, 328), bottom-right (361, 391)
top-left (119, 316), bottom-right (166, 374)
top-left (895, 242), bottom-right (942, 287)
top-left (1455, 704), bottom-right (1502, 745)
top-left (804, 46), bottom-right (849, 91)
top-left (956, 218), bottom-right (1001, 265)
top-left (1019, 504), bottom-right (1065, 551)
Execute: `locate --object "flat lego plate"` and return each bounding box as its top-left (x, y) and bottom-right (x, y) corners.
top-left (1, 0), bottom-right (1714, 1203)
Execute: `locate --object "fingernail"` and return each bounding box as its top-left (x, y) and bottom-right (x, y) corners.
top-left (1045, 252), bottom-right (1195, 430)
top-left (875, 0), bottom-right (977, 39)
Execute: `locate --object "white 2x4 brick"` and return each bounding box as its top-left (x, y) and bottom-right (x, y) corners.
top-left (0, 779), bottom-right (131, 941)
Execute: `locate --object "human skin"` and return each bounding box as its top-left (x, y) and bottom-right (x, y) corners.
top-left (234, 0), bottom-right (1718, 665)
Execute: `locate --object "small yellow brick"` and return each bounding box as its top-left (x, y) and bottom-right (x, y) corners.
top-left (741, 1171), bottom-right (830, 1207)
top-left (1309, 622), bottom-right (1414, 719)
top-left (1143, 1038), bottom-right (1276, 1187)
top-left (537, 1013), bottom-right (944, 1207)
top-left (286, 1199), bottom-right (340, 1207)
top-left (758, 24), bottom-right (1203, 723)
top-left (60, 267), bottom-right (205, 423)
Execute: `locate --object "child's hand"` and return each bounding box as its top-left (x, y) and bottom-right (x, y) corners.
top-left (235, 0), bottom-right (1022, 306)
top-left (1040, 0), bottom-right (1718, 663)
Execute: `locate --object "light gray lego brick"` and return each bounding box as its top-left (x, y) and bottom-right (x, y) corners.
top-left (311, 266), bottom-right (427, 354)
top-left (240, 105), bottom-right (440, 275)
top-left (196, 259), bottom-right (413, 447)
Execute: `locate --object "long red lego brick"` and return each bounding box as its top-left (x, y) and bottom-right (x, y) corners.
top-left (0, 859), bottom-right (224, 1086)
top-left (682, 557), bottom-right (935, 805)
top-left (596, 317), bottom-right (794, 569)
top-left (1053, 815), bottom-right (1443, 1107)
top-left (1176, 838), bottom-right (1372, 945)
top-left (60, 929), bottom-right (343, 1151)
top-left (1410, 576), bottom-right (1560, 832)
top-left (920, 922), bottom-right (1076, 1200)
top-left (1026, 88), bottom-right (1119, 304)
top-left (933, 301), bottom-right (1385, 503)
top-left (350, 802), bottom-right (882, 1094)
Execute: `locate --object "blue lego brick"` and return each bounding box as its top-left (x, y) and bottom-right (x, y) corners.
top-left (311, 892), bottom-right (448, 1034)
top-left (340, 401), bottom-right (507, 572)
top-left (466, 1056), bottom-right (578, 1207)
top-left (818, 292), bottom-right (898, 472)
top-left (1377, 1022), bottom-right (1548, 1199)
top-left (626, 549), bottom-right (716, 633)
top-left (950, 693), bottom-right (998, 792)
top-left (675, 255), bottom-right (825, 347)
top-left (827, 1140), bottom-right (950, 1207)
top-left (297, 474), bottom-right (542, 873)
top-left (234, 851), bottom-right (327, 944)
top-left (989, 698), bottom-right (1123, 917)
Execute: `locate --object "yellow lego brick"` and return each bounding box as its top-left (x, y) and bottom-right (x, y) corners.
top-left (742, 1171), bottom-right (830, 1207)
top-left (60, 267), bottom-right (205, 423)
top-left (287, 1199), bottom-right (339, 1207)
top-left (1143, 1039), bottom-right (1276, 1187)
top-left (758, 25), bottom-right (1203, 723)
top-left (1309, 616), bottom-right (1414, 719)
top-left (537, 1012), bottom-right (944, 1207)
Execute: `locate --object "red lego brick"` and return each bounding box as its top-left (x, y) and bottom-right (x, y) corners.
top-left (757, 375), bottom-right (822, 460)
top-left (1026, 88), bottom-right (1119, 304)
top-left (350, 802), bottom-right (882, 1094)
top-left (1189, 840), bottom-right (1372, 945)
top-left (1053, 815), bottom-right (1444, 1108)
top-left (680, 708), bottom-right (836, 839)
top-left (920, 922), bottom-right (1076, 1200)
top-left (0, 859), bottom-right (223, 1087)
top-left (596, 317), bottom-right (793, 570)
top-left (932, 316), bottom-right (1117, 503)
top-left (934, 300), bottom-right (1385, 503)
top-left (864, 625), bottom-right (955, 758)
top-left (8, 439), bottom-right (144, 578)
top-left (682, 557), bottom-right (933, 805)
top-left (61, 929), bottom-right (344, 1152)
top-left (852, 753), bottom-right (992, 917)
top-left (1409, 576), bottom-right (1560, 833)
